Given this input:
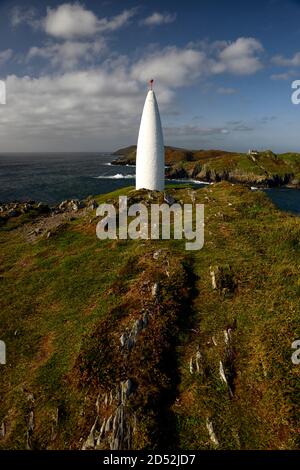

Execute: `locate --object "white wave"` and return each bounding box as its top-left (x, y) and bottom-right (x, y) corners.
top-left (94, 173), bottom-right (135, 179)
top-left (93, 175), bottom-right (211, 184)
top-left (168, 178), bottom-right (212, 185)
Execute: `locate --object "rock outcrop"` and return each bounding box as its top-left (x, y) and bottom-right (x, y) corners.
top-left (112, 146), bottom-right (300, 188)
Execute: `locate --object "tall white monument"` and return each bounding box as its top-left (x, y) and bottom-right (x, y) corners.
top-left (135, 80), bottom-right (165, 191)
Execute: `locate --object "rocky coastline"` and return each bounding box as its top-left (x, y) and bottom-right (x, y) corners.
top-left (112, 146), bottom-right (300, 189)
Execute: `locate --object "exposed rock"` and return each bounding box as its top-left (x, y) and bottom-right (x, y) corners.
top-left (165, 166), bottom-right (188, 179)
top-left (121, 379), bottom-right (133, 404)
top-left (59, 200), bottom-right (68, 210)
top-left (7, 209), bottom-right (19, 218)
top-left (58, 199), bottom-right (85, 212)
top-left (219, 360), bottom-right (233, 397)
top-left (88, 200), bottom-right (98, 210)
top-left (219, 360), bottom-right (228, 385)
top-left (209, 266), bottom-right (217, 290)
top-left (206, 418), bottom-right (219, 446)
top-left (142, 312), bottom-right (149, 327)
top-left (104, 393), bottom-right (108, 406)
top-left (96, 394), bottom-right (101, 414)
top-left (151, 282), bottom-right (159, 298)
top-left (51, 408), bottom-right (59, 442)
top-left (82, 417), bottom-right (98, 450)
top-left (98, 418), bottom-right (106, 443)
top-left (26, 392), bottom-right (35, 404)
top-left (120, 312), bottom-right (150, 352)
top-left (25, 410), bottom-right (34, 450)
top-left (189, 357), bottom-right (194, 374)
top-left (189, 349), bottom-right (203, 375)
top-left (105, 415), bottom-right (113, 433)
top-left (0, 421), bottom-right (5, 438)
top-left (120, 333), bottom-right (127, 347)
top-left (36, 202), bottom-right (50, 213)
top-left (21, 203), bottom-right (33, 213)
top-left (132, 318), bottom-right (144, 337)
top-left (195, 350), bottom-right (203, 374)
top-left (153, 250), bottom-right (161, 260)
top-left (85, 378), bottom-right (136, 451)
top-left (164, 193), bottom-right (175, 205)
top-left (224, 328), bottom-right (232, 345)
top-left (209, 265), bottom-right (236, 294)
top-left (70, 201), bottom-right (79, 212)
top-left (28, 411), bottom-right (34, 432)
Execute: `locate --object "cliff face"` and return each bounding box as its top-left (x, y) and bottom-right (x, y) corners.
top-left (113, 146), bottom-right (300, 188)
top-left (1, 184), bottom-right (300, 450)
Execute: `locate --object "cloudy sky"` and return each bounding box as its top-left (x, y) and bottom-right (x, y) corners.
top-left (0, 0), bottom-right (300, 152)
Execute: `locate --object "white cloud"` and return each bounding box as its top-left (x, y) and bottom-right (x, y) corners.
top-left (217, 87), bottom-right (238, 94)
top-left (98, 9), bottom-right (137, 32)
top-left (44, 3), bottom-right (98, 38)
top-left (164, 125), bottom-right (229, 136)
top-left (131, 39), bottom-right (264, 89)
top-left (272, 52), bottom-right (300, 67)
top-left (0, 36), bottom-right (266, 151)
top-left (27, 40), bottom-right (106, 69)
top-left (270, 71), bottom-right (295, 80)
top-left (212, 37), bottom-right (264, 75)
top-left (142, 12), bottom-right (176, 26)
top-left (164, 121), bottom-right (254, 138)
top-left (11, 6), bottom-right (38, 28)
top-left (131, 47), bottom-right (206, 87)
top-left (0, 49), bottom-right (13, 65)
top-left (44, 3), bottom-right (136, 39)
top-left (0, 67), bottom-right (151, 151)
top-left (0, 46), bottom-right (186, 151)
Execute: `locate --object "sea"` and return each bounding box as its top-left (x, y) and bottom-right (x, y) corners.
top-left (0, 152), bottom-right (300, 214)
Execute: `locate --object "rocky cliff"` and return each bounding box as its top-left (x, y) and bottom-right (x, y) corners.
top-left (112, 146), bottom-right (300, 188)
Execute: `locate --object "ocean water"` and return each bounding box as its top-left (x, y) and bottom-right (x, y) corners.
top-left (0, 153), bottom-right (300, 214)
top-left (263, 188), bottom-right (300, 215)
top-left (0, 152), bottom-right (205, 205)
top-left (0, 152), bottom-right (136, 204)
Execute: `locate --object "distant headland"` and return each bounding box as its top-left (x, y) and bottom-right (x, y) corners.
top-left (112, 146), bottom-right (300, 189)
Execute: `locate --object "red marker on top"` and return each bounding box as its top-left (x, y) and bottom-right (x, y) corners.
top-left (149, 79), bottom-right (154, 90)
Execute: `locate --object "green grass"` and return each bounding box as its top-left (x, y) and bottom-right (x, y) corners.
top-left (0, 183), bottom-right (300, 449)
top-left (114, 146), bottom-right (300, 186)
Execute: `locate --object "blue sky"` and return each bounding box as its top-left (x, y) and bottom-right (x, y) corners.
top-left (0, 0), bottom-right (300, 152)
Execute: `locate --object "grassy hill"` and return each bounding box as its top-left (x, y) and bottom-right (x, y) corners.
top-left (113, 146), bottom-right (300, 188)
top-left (0, 183), bottom-right (300, 449)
